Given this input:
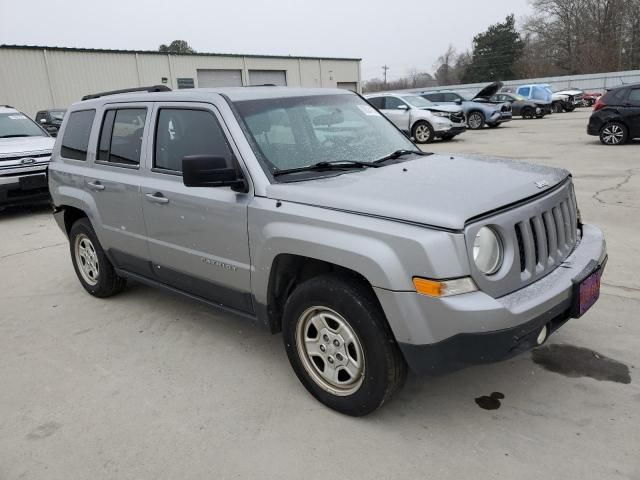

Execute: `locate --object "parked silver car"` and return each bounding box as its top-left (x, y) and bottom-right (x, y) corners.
top-left (49, 86), bottom-right (607, 416)
top-left (420, 82), bottom-right (513, 129)
top-left (1, 105), bottom-right (55, 209)
top-left (365, 93), bottom-right (466, 143)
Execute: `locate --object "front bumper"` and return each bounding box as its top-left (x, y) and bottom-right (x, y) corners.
top-left (0, 170), bottom-right (50, 207)
top-left (435, 126), bottom-right (466, 138)
top-left (489, 111), bottom-right (512, 123)
top-left (375, 224), bottom-right (607, 375)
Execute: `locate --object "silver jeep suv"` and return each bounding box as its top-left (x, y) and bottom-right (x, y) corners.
top-left (49, 86), bottom-right (607, 416)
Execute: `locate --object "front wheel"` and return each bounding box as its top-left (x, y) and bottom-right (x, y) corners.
top-left (553, 102), bottom-right (564, 114)
top-left (282, 274), bottom-right (407, 416)
top-left (69, 218), bottom-right (127, 297)
top-left (411, 121), bottom-right (434, 144)
top-left (599, 122), bottom-right (629, 145)
top-left (467, 111), bottom-right (485, 130)
top-left (522, 107), bottom-right (534, 119)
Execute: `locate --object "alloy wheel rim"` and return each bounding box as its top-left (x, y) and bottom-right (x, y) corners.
top-left (602, 125), bottom-right (624, 145)
top-left (74, 234), bottom-right (99, 286)
top-left (415, 124), bottom-right (431, 142)
top-left (295, 306), bottom-right (365, 396)
top-left (469, 114), bottom-right (482, 129)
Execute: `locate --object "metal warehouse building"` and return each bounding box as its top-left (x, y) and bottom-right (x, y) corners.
top-left (0, 45), bottom-right (362, 117)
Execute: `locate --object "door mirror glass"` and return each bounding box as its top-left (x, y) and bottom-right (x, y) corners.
top-left (182, 155), bottom-right (246, 191)
top-left (397, 104), bottom-right (409, 110)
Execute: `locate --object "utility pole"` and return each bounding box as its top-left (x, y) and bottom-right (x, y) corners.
top-left (382, 65), bottom-right (389, 85)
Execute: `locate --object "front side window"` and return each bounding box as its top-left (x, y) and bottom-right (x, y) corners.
top-left (235, 94), bottom-right (417, 181)
top-left (423, 93), bottom-right (442, 102)
top-left (443, 93), bottom-right (461, 102)
top-left (60, 110), bottom-right (96, 160)
top-left (0, 112), bottom-right (47, 139)
top-left (367, 97), bottom-right (384, 109)
top-left (154, 109), bottom-right (234, 172)
top-left (97, 108), bottom-right (146, 166)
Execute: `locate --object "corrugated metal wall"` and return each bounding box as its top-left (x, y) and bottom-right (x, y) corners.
top-left (0, 47), bottom-right (361, 117)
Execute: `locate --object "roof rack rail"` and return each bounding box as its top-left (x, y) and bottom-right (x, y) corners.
top-left (81, 85), bottom-right (171, 101)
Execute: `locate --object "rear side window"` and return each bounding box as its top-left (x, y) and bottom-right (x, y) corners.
top-left (60, 110), bottom-right (95, 161)
top-left (423, 93), bottom-right (442, 102)
top-left (628, 88), bottom-right (640, 105)
top-left (154, 109), bottom-right (233, 173)
top-left (97, 108), bottom-right (147, 166)
top-left (367, 97), bottom-right (384, 109)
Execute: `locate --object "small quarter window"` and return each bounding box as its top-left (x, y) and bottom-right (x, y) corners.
top-left (628, 88), bottom-right (640, 106)
top-left (97, 108), bottom-right (147, 166)
top-left (60, 110), bottom-right (95, 161)
top-left (154, 109), bottom-right (233, 173)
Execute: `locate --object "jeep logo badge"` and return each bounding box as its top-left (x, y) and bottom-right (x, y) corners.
top-left (535, 180), bottom-right (550, 189)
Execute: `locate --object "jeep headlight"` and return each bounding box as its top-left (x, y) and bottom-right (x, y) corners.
top-left (473, 227), bottom-right (503, 275)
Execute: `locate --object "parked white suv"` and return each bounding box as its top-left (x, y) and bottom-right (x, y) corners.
top-left (365, 93), bottom-right (466, 143)
top-left (0, 105), bottom-right (55, 209)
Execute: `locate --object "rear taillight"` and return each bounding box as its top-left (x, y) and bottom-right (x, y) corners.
top-left (594, 97), bottom-right (606, 112)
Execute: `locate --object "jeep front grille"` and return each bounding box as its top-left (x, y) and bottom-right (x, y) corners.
top-left (514, 195), bottom-right (578, 277)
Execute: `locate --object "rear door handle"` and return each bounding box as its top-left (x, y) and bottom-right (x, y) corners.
top-left (145, 192), bottom-right (169, 204)
top-left (87, 181), bottom-right (105, 191)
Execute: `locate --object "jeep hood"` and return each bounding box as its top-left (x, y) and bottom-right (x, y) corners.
top-left (473, 81), bottom-right (503, 100)
top-left (0, 136), bottom-right (55, 155)
top-left (266, 155), bottom-right (569, 231)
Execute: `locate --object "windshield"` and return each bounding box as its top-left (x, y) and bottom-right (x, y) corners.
top-left (401, 95), bottom-right (433, 108)
top-left (235, 94), bottom-right (417, 181)
top-left (0, 113), bottom-right (46, 138)
top-left (49, 110), bottom-right (66, 121)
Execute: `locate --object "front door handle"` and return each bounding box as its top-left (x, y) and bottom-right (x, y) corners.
top-left (87, 181), bottom-right (105, 191)
top-left (145, 192), bottom-right (169, 204)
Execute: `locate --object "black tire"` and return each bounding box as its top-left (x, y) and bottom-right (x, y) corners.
top-left (282, 274), bottom-right (407, 416)
top-left (411, 121), bottom-right (434, 144)
top-left (553, 102), bottom-right (564, 114)
top-left (565, 104), bottom-right (575, 112)
top-left (599, 122), bottom-right (629, 146)
top-left (522, 107), bottom-right (534, 119)
top-left (69, 217), bottom-right (127, 297)
top-left (487, 122), bottom-right (501, 128)
top-left (536, 114), bottom-right (545, 119)
top-left (467, 111), bottom-right (485, 130)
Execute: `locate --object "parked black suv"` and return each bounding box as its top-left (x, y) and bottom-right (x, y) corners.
top-left (588, 83), bottom-right (640, 145)
top-left (35, 109), bottom-right (66, 137)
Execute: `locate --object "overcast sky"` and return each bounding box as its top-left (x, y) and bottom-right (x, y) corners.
top-left (0, 0), bottom-right (532, 80)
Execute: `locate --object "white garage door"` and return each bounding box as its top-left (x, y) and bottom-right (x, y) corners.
top-left (248, 70), bottom-right (287, 86)
top-left (197, 69), bottom-right (243, 87)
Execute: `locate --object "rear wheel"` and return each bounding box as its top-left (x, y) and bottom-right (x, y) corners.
top-left (553, 102), bottom-right (564, 114)
top-left (282, 274), bottom-right (407, 416)
top-left (467, 111), bottom-right (485, 130)
top-left (69, 218), bottom-right (127, 297)
top-left (412, 121), bottom-right (434, 144)
top-left (599, 122), bottom-right (629, 145)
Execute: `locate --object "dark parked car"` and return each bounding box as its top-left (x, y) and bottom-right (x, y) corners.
top-left (588, 83), bottom-right (640, 145)
top-left (478, 92), bottom-right (551, 119)
top-left (35, 109), bottom-right (66, 136)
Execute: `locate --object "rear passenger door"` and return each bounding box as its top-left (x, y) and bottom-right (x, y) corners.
top-left (380, 96), bottom-right (411, 131)
top-left (624, 88), bottom-right (640, 138)
top-left (140, 102), bottom-right (253, 313)
top-left (85, 104), bottom-right (151, 271)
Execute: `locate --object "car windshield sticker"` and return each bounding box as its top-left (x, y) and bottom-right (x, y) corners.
top-left (357, 105), bottom-right (381, 116)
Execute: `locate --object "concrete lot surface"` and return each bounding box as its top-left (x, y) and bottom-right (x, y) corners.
top-left (1, 110), bottom-right (638, 479)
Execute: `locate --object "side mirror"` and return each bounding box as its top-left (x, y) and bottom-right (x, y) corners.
top-left (40, 118), bottom-right (47, 124)
top-left (397, 104), bottom-right (409, 110)
top-left (182, 155), bottom-right (247, 192)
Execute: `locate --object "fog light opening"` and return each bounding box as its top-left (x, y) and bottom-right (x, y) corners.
top-left (536, 325), bottom-right (549, 346)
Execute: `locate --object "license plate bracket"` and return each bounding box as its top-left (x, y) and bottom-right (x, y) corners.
top-left (19, 174), bottom-right (47, 190)
top-left (570, 259), bottom-right (605, 318)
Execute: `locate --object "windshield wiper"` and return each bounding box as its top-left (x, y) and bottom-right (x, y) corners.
top-left (273, 160), bottom-right (380, 177)
top-left (373, 149), bottom-right (429, 164)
